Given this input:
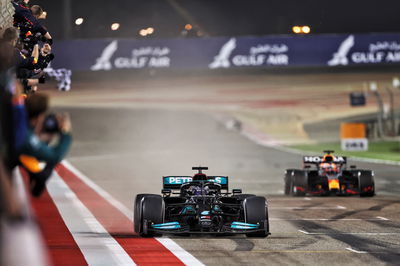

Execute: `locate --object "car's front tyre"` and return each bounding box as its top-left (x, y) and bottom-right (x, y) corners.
top-left (243, 196), bottom-right (269, 237)
top-left (134, 194), bottom-right (164, 236)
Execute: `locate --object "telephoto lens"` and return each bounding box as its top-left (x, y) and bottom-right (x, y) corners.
top-left (42, 114), bottom-right (59, 133)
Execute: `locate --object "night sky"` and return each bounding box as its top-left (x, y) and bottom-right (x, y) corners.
top-left (30, 0), bottom-right (400, 39)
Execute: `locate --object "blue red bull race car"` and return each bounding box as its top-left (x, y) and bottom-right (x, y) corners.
top-left (134, 167), bottom-right (270, 237)
top-left (284, 151), bottom-right (375, 197)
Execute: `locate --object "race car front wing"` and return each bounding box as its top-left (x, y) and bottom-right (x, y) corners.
top-left (146, 220), bottom-right (270, 235)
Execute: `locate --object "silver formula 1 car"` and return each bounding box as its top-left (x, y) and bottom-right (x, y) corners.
top-left (134, 167), bottom-right (270, 237)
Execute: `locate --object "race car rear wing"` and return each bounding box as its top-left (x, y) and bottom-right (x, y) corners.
top-left (303, 156), bottom-right (347, 164)
top-left (163, 176), bottom-right (229, 190)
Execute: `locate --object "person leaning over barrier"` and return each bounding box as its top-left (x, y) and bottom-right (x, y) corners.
top-left (12, 1), bottom-right (52, 44)
top-left (1, 27), bottom-right (41, 93)
top-left (19, 93), bottom-right (72, 196)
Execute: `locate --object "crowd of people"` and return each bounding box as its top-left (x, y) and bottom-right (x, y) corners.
top-left (0, 0), bottom-right (72, 225)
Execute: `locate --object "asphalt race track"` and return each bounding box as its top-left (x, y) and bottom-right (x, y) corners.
top-left (60, 106), bottom-right (400, 266)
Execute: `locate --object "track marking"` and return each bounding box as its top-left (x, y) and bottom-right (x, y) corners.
top-left (304, 197), bottom-right (312, 201)
top-left (61, 160), bottom-right (204, 266)
top-left (252, 250), bottom-right (351, 253)
top-left (271, 218), bottom-right (389, 221)
top-left (376, 216), bottom-right (389, 221)
top-left (62, 161), bottom-right (132, 219)
top-left (47, 172), bottom-right (136, 266)
top-left (298, 230), bottom-right (400, 236)
top-left (298, 230), bottom-right (310, 234)
top-left (346, 247), bottom-right (368, 254)
top-left (19, 169), bottom-right (88, 266)
top-left (270, 206), bottom-right (346, 210)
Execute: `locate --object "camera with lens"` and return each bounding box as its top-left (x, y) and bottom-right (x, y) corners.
top-left (42, 114), bottom-right (59, 133)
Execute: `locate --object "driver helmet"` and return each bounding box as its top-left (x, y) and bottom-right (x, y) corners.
top-left (319, 162), bottom-right (338, 175)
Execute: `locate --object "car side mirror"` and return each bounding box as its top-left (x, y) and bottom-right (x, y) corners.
top-left (350, 165), bottom-right (357, 169)
top-left (232, 189), bottom-right (242, 194)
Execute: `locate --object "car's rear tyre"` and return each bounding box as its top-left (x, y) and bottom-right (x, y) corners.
top-left (358, 170), bottom-right (375, 197)
top-left (233, 194), bottom-right (256, 201)
top-left (284, 169), bottom-right (296, 195)
top-left (290, 170), bottom-right (307, 196)
top-left (243, 196), bottom-right (269, 237)
top-left (134, 194), bottom-right (164, 236)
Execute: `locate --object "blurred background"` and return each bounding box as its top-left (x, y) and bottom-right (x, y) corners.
top-left (33, 0), bottom-right (400, 39)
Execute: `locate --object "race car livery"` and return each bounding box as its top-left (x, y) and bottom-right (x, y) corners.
top-left (134, 167), bottom-right (270, 237)
top-left (284, 150), bottom-right (375, 197)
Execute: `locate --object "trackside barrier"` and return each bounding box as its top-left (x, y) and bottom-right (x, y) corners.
top-left (0, 170), bottom-right (50, 266)
top-left (51, 33), bottom-right (400, 71)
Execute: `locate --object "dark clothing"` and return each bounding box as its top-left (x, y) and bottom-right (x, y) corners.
top-left (12, 1), bottom-right (48, 36)
top-left (15, 48), bottom-right (36, 69)
top-left (0, 69), bottom-right (26, 173)
top-left (29, 163), bottom-right (54, 197)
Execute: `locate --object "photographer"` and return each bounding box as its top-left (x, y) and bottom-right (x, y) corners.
top-left (19, 93), bottom-right (72, 196)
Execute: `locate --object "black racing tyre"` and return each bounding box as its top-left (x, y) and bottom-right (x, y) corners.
top-left (140, 194), bottom-right (164, 237)
top-left (134, 194), bottom-right (153, 233)
top-left (243, 196), bottom-right (269, 237)
top-left (358, 170), bottom-right (375, 197)
top-left (290, 170), bottom-right (307, 197)
top-left (233, 194), bottom-right (256, 201)
top-left (284, 169), bottom-right (297, 195)
top-left (134, 194), bottom-right (164, 236)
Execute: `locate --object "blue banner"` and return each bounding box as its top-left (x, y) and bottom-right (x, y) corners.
top-left (51, 33), bottom-right (400, 71)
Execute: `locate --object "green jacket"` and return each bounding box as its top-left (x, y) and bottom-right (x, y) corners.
top-left (20, 128), bottom-right (72, 165)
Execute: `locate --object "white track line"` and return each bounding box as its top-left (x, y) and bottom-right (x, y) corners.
top-left (271, 218), bottom-right (388, 221)
top-left (376, 216), bottom-right (389, 221)
top-left (346, 247), bottom-right (368, 254)
top-left (48, 171), bottom-right (136, 265)
top-left (62, 160), bottom-right (132, 219)
top-left (270, 206), bottom-right (346, 210)
top-left (62, 160), bottom-right (205, 266)
top-left (298, 230), bottom-right (400, 236)
top-left (298, 230), bottom-right (310, 234)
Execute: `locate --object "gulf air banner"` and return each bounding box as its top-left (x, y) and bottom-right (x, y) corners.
top-left (52, 33), bottom-right (400, 71)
